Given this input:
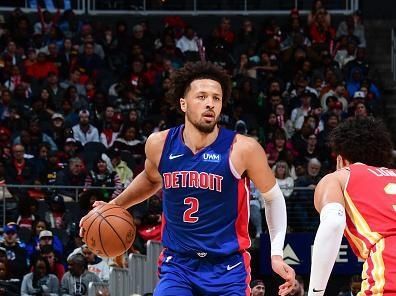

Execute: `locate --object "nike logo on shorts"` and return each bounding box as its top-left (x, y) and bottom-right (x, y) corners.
top-left (226, 262), bottom-right (242, 271)
top-left (312, 288), bottom-right (324, 293)
top-left (169, 154), bottom-right (184, 160)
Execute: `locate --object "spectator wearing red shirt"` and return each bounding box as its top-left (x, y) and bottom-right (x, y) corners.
top-left (26, 52), bottom-right (58, 81)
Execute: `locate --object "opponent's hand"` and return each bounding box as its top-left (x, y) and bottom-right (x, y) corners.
top-left (79, 201), bottom-right (109, 237)
top-left (271, 255), bottom-right (295, 296)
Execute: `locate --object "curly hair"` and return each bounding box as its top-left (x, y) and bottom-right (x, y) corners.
top-left (329, 117), bottom-right (393, 167)
top-left (166, 61), bottom-right (232, 108)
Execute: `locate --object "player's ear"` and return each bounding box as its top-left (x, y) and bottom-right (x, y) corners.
top-left (180, 97), bottom-right (186, 112)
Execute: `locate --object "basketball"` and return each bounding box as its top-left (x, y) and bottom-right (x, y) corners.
top-left (81, 203), bottom-right (136, 257)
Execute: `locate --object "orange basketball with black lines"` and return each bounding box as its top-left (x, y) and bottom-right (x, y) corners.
top-left (81, 204), bottom-right (136, 257)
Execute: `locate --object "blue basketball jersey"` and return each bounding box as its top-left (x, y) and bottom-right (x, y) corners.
top-left (158, 125), bottom-right (251, 257)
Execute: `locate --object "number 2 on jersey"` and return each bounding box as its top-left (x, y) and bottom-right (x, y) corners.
top-left (183, 197), bottom-right (199, 223)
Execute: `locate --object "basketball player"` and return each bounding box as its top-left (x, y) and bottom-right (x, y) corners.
top-left (308, 117), bottom-right (396, 295)
top-left (82, 62), bottom-right (295, 295)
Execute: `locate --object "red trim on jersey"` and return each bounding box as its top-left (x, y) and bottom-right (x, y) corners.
top-left (160, 212), bottom-right (166, 239)
top-left (364, 246), bottom-right (375, 295)
top-left (242, 251), bottom-right (252, 296)
top-left (235, 178), bottom-right (251, 251)
top-left (157, 248), bottom-right (166, 278)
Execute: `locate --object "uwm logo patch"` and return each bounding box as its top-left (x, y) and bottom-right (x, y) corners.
top-left (202, 153), bottom-right (221, 162)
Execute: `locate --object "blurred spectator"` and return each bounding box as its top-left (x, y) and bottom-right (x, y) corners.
top-left (338, 275), bottom-right (362, 296)
top-left (20, 256), bottom-right (59, 296)
top-left (16, 197), bottom-right (39, 230)
top-left (54, 157), bottom-right (86, 201)
top-left (40, 245), bottom-right (64, 282)
top-left (273, 161), bottom-right (294, 198)
top-left (0, 223), bottom-right (28, 280)
top-left (5, 144), bottom-right (37, 197)
top-left (72, 110), bottom-right (100, 146)
top-left (100, 112), bottom-right (122, 149)
top-left (81, 244), bottom-right (110, 282)
top-left (61, 254), bottom-right (100, 296)
top-left (107, 148), bottom-right (133, 187)
top-left (337, 13), bottom-right (366, 48)
top-left (27, 229), bottom-right (63, 263)
top-left (307, 0), bottom-right (331, 27)
top-left (84, 154), bottom-right (123, 201)
top-left (60, 68), bottom-right (86, 97)
top-left (44, 193), bottom-right (72, 232)
top-left (250, 279), bottom-right (265, 296)
top-left (265, 129), bottom-right (297, 167)
top-left (113, 125), bottom-right (145, 162)
top-left (0, 256), bottom-right (20, 295)
top-left (13, 119), bottom-right (58, 153)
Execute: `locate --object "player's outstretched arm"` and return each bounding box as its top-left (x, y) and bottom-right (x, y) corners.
top-left (238, 136), bottom-right (295, 296)
top-left (307, 171), bottom-right (347, 296)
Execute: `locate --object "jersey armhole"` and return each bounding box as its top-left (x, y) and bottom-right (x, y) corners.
top-left (157, 130), bottom-right (171, 173)
top-left (229, 132), bottom-right (242, 180)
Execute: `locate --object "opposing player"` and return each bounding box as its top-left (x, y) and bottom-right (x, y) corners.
top-left (308, 117), bottom-right (396, 295)
top-left (81, 61), bottom-right (295, 295)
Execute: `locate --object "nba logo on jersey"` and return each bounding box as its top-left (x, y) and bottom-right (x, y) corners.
top-left (202, 153), bottom-right (221, 162)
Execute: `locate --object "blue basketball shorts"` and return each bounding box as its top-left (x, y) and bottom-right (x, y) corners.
top-left (154, 249), bottom-right (251, 296)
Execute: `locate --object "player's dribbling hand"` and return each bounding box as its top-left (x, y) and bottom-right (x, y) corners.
top-left (79, 201), bottom-right (109, 237)
top-left (271, 255), bottom-right (295, 296)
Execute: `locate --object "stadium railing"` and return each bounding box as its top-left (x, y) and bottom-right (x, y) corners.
top-left (88, 281), bottom-right (110, 296)
top-left (0, 0), bottom-right (359, 16)
top-left (128, 240), bottom-right (162, 296)
top-left (0, 184), bottom-right (318, 232)
top-left (109, 267), bottom-right (129, 296)
top-left (87, 0), bottom-right (359, 15)
top-left (0, 0), bottom-right (85, 14)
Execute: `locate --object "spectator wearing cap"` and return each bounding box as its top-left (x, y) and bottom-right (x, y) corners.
top-left (28, 230), bottom-right (64, 263)
top-left (100, 112), bottom-right (122, 149)
top-left (49, 112), bottom-right (67, 149)
top-left (72, 110), bottom-right (99, 146)
top-left (84, 153), bottom-right (123, 201)
top-left (61, 254), bottom-right (100, 296)
top-left (0, 223), bottom-right (28, 279)
top-left (54, 157), bottom-right (86, 201)
top-left (250, 279), bottom-right (265, 296)
top-left (44, 193), bottom-right (72, 232)
top-left (67, 244), bottom-right (110, 282)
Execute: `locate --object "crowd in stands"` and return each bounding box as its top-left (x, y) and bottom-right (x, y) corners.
top-left (0, 0), bottom-right (381, 294)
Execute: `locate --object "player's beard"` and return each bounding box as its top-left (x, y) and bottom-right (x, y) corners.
top-left (186, 110), bottom-right (219, 134)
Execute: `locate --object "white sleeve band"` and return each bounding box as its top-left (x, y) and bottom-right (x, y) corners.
top-left (262, 183), bottom-right (287, 257)
top-left (308, 202), bottom-right (346, 296)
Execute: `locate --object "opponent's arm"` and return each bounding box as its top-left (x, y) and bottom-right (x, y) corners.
top-left (238, 136), bottom-right (294, 296)
top-left (109, 131), bottom-right (165, 209)
top-left (308, 171), bottom-right (347, 296)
